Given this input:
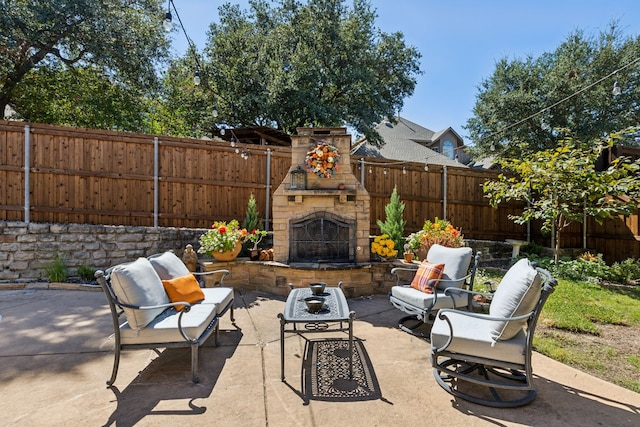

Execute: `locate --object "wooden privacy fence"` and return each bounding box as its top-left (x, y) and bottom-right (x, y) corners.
top-left (1, 120), bottom-right (637, 262)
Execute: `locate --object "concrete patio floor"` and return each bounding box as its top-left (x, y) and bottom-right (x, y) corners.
top-left (0, 286), bottom-right (638, 426)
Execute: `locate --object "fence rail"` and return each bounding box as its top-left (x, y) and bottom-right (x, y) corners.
top-left (1, 120), bottom-right (637, 262)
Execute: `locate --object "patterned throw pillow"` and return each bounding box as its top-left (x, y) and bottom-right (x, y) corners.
top-left (410, 261), bottom-right (445, 294)
top-left (162, 274), bottom-right (205, 311)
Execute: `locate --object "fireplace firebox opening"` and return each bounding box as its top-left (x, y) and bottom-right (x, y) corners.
top-left (289, 212), bottom-right (355, 263)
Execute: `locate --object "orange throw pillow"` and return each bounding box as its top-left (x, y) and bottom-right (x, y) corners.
top-left (410, 261), bottom-right (445, 294)
top-left (162, 274), bottom-right (205, 311)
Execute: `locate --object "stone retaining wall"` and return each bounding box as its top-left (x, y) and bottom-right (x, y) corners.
top-left (0, 221), bottom-right (517, 289)
top-left (0, 221), bottom-right (206, 281)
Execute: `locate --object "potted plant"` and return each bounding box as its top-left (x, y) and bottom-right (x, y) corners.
top-left (371, 234), bottom-right (398, 261)
top-left (403, 243), bottom-right (415, 263)
top-left (409, 218), bottom-right (464, 260)
top-left (198, 219), bottom-right (248, 262)
top-left (246, 229), bottom-right (268, 260)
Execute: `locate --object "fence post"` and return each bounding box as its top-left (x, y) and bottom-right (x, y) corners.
top-left (24, 125), bottom-right (30, 223)
top-left (442, 165), bottom-right (447, 220)
top-left (360, 158), bottom-right (365, 186)
top-left (153, 137), bottom-right (159, 228)
top-left (265, 148), bottom-right (271, 231)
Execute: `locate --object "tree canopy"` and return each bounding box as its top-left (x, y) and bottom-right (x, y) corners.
top-left (483, 131), bottom-right (640, 263)
top-left (1, 0), bottom-right (170, 126)
top-left (161, 0), bottom-right (422, 143)
top-left (467, 23), bottom-right (640, 158)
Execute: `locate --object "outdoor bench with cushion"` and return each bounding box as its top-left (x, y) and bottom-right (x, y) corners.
top-left (95, 251), bottom-right (234, 385)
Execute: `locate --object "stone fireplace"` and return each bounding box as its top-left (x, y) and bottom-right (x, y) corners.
top-left (272, 127), bottom-right (370, 264)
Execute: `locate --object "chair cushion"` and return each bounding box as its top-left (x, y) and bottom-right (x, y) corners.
top-left (201, 287), bottom-right (234, 315)
top-left (162, 274), bottom-right (205, 311)
top-left (110, 257), bottom-right (169, 330)
top-left (427, 245), bottom-right (473, 290)
top-left (119, 303), bottom-right (218, 345)
top-left (391, 285), bottom-right (469, 310)
top-left (410, 261), bottom-right (444, 293)
top-left (148, 251), bottom-right (191, 280)
top-left (431, 310), bottom-right (527, 365)
top-left (489, 258), bottom-right (542, 341)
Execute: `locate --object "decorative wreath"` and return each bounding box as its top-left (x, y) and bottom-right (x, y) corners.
top-left (305, 142), bottom-right (340, 178)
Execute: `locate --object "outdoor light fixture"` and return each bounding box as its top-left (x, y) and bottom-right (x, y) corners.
top-left (193, 70), bottom-right (201, 86)
top-left (290, 166), bottom-right (307, 190)
top-left (212, 106), bottom-right (218, 118)
top-left (612, 80), bottom-right (621, 96)
top-left (162, 0), bottom-right (172, 32)
top-left (163, 12), bottom-right (172, 31)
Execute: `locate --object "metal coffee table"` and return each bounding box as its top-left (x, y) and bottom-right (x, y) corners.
top-left (278, 284), bottom-right (356, 382)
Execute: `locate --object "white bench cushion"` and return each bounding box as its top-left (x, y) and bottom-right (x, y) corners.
top-left (201, 287), bottom-right (234, 315)
top-left (119, 303), bottom-right (218, 345)
top-left (110, 257), bottom-right (169, 330)
top-left (148, 251), bottom-right (191, 280)
top-left (431, 310), bottom-right (527, 365)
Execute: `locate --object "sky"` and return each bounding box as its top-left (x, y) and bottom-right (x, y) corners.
top-left (167, 0), bottom-right (640, 144)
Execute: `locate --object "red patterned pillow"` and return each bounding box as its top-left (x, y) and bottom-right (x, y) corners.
top-left (410, 261), bottom-right (445, 293)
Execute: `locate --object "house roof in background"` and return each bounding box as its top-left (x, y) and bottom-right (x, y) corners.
top-left (351, 116), bottom-right (467, 167)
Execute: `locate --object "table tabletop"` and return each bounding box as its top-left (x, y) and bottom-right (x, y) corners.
top-left (283, 287), bottom-right (351, 323)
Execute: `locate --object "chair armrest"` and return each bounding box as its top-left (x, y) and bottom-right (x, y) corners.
top-left (437, 308), bottom-right (534, 323)
top-left (192, 269), bottom-right (230, 287)
top-left (390, 267), bottom-right (419, 286)
top-left (432, 308), bottom-right (535, 352)
top-left (390, 267), bottom-right (419, 274)
top-left (116, 300), bottom-right (192, 312)
top-left (443, 286), bottom-right (492, 298)
top-left (437, 272), bottom-right (472, 288)
top-left (192, 269), bottom-right (230, 277)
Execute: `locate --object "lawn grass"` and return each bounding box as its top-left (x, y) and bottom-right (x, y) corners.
top-left (475, 268), bottom-right (640, 393)
top-left (541, 278), bottom-right (640, 332)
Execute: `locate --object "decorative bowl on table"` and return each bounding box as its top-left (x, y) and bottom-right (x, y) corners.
top-left (304, 296), bottom-right (325, 313)
top-left (309, 282), bottom-right (326, 296)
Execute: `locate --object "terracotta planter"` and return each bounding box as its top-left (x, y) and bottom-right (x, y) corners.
top-left (212, 242), bottom-right (242, 262)
top-left (403, 252), bottom-right (414, 263)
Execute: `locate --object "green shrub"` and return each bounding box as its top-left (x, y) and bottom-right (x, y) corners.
top-left (45, 254), bottom-right (68, 282)
top-left (521, 241), bottom-right (543, 256)
top-left (609, 258), bottom-right (640, 284)
top-left (77, 264), bottom-right (96, 282)
top-left (555, 255), bottom-right (610, 282)
top-left (376, 186), bottom-right (406, 257)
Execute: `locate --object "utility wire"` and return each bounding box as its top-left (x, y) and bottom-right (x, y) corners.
top-left (170, 0), bottom-right (201, 70)
top-left (486, 56), bottom-right (640, 141)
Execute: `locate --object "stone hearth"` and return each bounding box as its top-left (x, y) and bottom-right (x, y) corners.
top-left (272, 127), bottom-right (370, 264)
